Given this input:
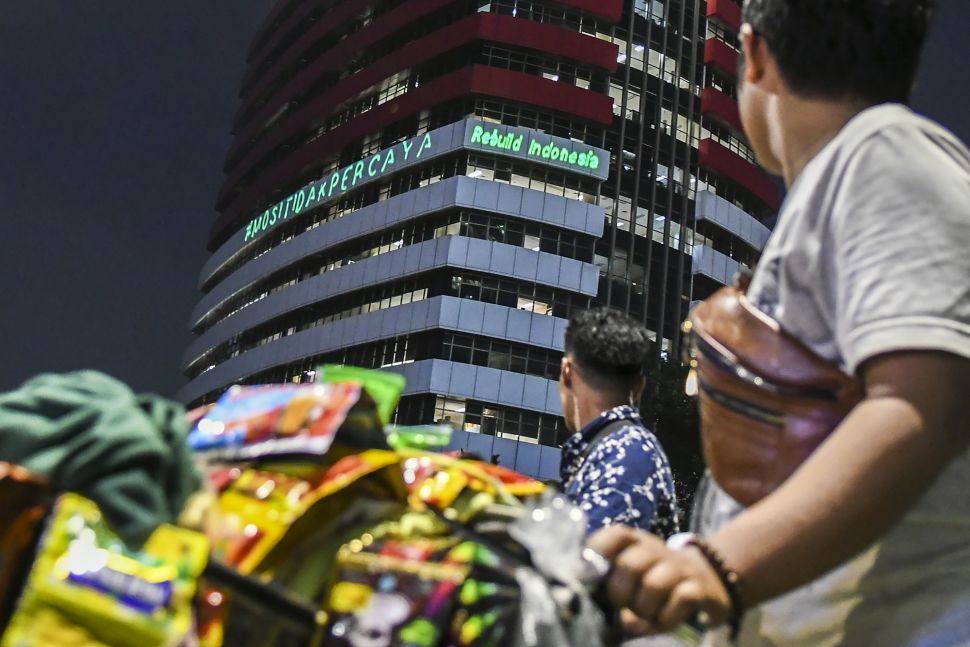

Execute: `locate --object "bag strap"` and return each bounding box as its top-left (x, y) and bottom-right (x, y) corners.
top-left (580, 418), bottom-right (635, 461)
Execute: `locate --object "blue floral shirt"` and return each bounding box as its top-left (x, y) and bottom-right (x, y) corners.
top-left (560, 405), bottom-right (679, 537)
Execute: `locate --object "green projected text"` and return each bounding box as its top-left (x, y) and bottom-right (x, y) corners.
top-left (244, 133), bottom-right (433, 242)
top-left (236, 119), bottom-right (609, 247)
top-left (468, 124), bottom-right (603, 172)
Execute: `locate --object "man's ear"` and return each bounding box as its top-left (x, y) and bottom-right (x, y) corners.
top-left (560, 356), bottom-right (573, 388)
top-left (740, 24), bottom-right (766, 86)
top-left (631, 374), bottom-right (646, 404)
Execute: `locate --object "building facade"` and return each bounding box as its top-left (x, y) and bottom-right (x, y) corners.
top-left (180, 0), bottom-right (777, 480)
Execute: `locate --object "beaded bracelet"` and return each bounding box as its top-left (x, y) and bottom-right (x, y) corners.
top-left (684, 535), bottom-right (744, 639)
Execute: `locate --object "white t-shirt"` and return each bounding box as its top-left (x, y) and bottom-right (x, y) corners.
top-left (696, 104), bottom-right (970, 646)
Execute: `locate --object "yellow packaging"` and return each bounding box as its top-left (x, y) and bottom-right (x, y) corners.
top-left (206, 450), bottom-right (405, 575)
top-left (1, 493), bottom-right (208, 647)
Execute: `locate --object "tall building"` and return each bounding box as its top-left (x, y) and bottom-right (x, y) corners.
top-left (179, 0), bottom-right (777, 480)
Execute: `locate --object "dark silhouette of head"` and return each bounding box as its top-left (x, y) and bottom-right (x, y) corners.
top-left (741, 0), bottom-right (935, 104)
top-left (559, 307), bottom-right (651, 432)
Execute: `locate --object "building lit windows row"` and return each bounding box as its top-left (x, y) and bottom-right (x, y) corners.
top-left (411, 395), bottom-right (568, 447)
top-left (200, 208), bottom-right (596, 332)
top-left (481, 0), bottom-right (609, 37)
top-left (206, 149), bottom-right (596, 293)
top-left (191, 333), bottom-right (568, 446)
top-left (188, 268), bottom-right (593, 377)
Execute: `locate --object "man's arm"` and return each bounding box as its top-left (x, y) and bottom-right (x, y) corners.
top-left (710, 350), bottom-right (970, 604)
top-left (590, 350), bottom-right (970, 630)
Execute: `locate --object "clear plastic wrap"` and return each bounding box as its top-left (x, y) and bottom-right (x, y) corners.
top-left (507, 492), bottom-right (610, 647)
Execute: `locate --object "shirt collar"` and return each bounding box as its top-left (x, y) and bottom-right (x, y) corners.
top-left (560, 405), bottom-right (642, 483)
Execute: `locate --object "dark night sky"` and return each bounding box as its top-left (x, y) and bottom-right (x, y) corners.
top-left (1, 1), bottom-right (968, 400)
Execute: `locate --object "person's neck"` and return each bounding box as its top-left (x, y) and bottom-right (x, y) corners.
top-left (574, 394), bottom-right (630, 434)
top-left (772, 95), bottom-right (871, 187)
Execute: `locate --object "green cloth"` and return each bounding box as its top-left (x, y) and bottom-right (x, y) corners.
top-left (0, 370), bottom-right (200, 547)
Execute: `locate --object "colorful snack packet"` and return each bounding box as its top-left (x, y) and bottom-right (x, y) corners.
top-left (319, 364), bottom-right (406, 428)
top-left (325, 540), bottom-right (470, 647)
top-left (196, 451), bottom-right (410, 647)
top-left (0, 463), bottom-right (51, 628)
top-left (442, 543), bottom-right (520, 647)
top-left (398, 451), bottom-right (545, 521)
top-left (188, 383), bottom-right (385, 462)
top-left (323, 516), bottom-right (527, 647)
top-left (385, 425), bottom-right (453, 452)
top-left (470, 463), bottom-right (546, 499)
top-left (205, 450), bottom-right (406, 576)
top-left (1, 493), bottom-right (207, 647)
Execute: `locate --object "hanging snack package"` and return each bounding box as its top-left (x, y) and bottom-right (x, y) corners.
top-left (324, 529), bottom-right (472, 647)
top-left (187, 382), bottom-right (386, 463)
top-left (197, 451), bottom-right (409, 647)
top-left (0, 463), bottom-right (51, 629)
top-left (323, 509), bottom-right (528, 647)
top-left (1, 493), bottom-right (207, 647)
top-left (206, 450), bottom-right (407, 575)
top-left (385, 425), bottom-right (453, 453)
top-left (399, 451), bottom-right (545, 524)
top-left (326, 550), bottom-right (466, 647)
top-left (190, 379), bottom-right (395, 644)
top-left (319, 365), bottom-right (406, 428)
top-left (440, 540), bottom-right (523, 647)
top-left (470, 462), bottom-right (546, 500)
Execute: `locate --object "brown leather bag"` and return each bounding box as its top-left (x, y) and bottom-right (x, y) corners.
top-left (683, 280), bottom-right (863, 506)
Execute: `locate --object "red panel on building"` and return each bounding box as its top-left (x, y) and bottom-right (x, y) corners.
top-left (707, 0), bottom-right (742, 33)
top-left (701, 87), bottom-right (743, 135)
top-left (242, 0), bottom-right (620, 127)
top-left (247, 0), bottom-right (331, 63)
top-left (240, 0), bottom-right (373, 100)
top-left (248, 0), bottom-right (621, 69)
top-left (559, 0), bottom-right (623, 22)
top-left (699, 138), bottom-right (779, 210)
top-left (236, 0), bottom-right (452, 134)
top-left (221, 15), bottom-right (618, 204)
top-left (704, 37), bottom-right (739, 79)
top-left (210, 65), bottom-right (614, 246)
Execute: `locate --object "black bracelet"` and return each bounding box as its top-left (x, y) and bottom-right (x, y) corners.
top-left (684, 536), bottom-right (744, 639)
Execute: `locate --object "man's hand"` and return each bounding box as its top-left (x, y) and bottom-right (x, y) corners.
top-left (587, 526), bottom-right (732, 634)
top-left (586, 350), bottom-right (970, 637)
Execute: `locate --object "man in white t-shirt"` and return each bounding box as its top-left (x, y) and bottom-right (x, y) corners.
top-left (588, 1), bottom-right (970, 645)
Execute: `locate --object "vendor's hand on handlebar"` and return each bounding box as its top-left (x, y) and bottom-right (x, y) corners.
top-left (587, 526), bottom-right (733, 634)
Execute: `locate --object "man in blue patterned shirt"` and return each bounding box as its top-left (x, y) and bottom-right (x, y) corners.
top-left (558, 307), bottom-right (679, 538)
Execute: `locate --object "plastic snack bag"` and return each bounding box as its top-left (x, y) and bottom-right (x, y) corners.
top-left (0, 463), bottom-right (51, 629)
top-left (188, 383), bottom-right (385, 463)
top-left (324, 524), bottom-right (472, 647)
top-left (204, 450), bottom-right (406, 575)
top-left (197, 451), bottom-right (409, 647)
top-left (398, 451), bottom-right (544, 522)
top-left (319, 365), bottom-right (406, 428)
top-left (324, 504), bottom-right (538, 647)
top-left (384, 426), bottom-right (452, 453)
top-left (1, 493), bottom-right (207, 647)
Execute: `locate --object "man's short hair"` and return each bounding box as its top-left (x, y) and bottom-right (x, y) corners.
top-left (742, 0), bottom-right (935, 104)
top-left (564, 307), bottom-right (651, 392)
